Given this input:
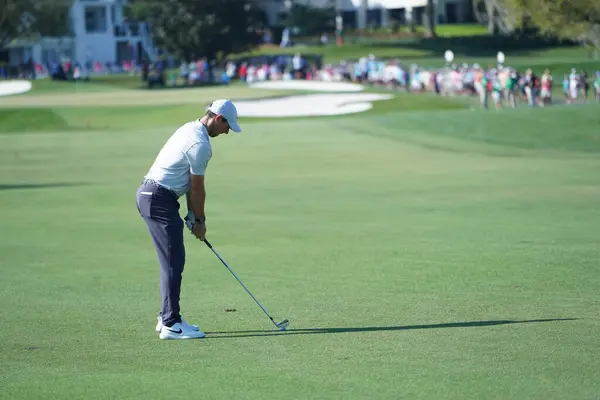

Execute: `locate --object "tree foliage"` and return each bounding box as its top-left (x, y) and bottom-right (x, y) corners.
top-left (507, 0), bottom-right (600, 51)
top-left (281, 3), bottom-right (335, 36)
top-left (0, 0), bottom-right (71, 49)
top-left (128, 0), bottom-right (264, 62)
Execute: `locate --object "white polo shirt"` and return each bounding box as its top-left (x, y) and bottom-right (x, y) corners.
top-left (144, 120), bottom-right (212, 197)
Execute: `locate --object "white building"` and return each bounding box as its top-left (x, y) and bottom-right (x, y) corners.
top-left (7, 0), bottom-right (156, 67)
top-left (262, 0), bottom-right (472, 29)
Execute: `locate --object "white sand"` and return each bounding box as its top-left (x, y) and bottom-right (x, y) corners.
top-left (249, 80), bottom-right (364, 92)
top-left (0, 80), bottom-right (33, 96)
top-left (236, 93), bottom-right (393, 117)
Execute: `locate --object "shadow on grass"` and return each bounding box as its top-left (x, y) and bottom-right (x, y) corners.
top-left (0, 182), bottom-right (87, 191)
top-left (206, 318), bottom-right (577, 339)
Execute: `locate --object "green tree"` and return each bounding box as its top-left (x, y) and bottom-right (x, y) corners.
top-left (0, 0), bottom-right (20, 48)
top-left (128, 0), bottom-right (264, 62)
top-left (0, 0), bottom-right (71, 49)
top-left (424, 0), bottom-right (436, 38)
top-left (281, 3), bottom-right (335, 37)
top-left (508, 0), bottom-right (600, 52)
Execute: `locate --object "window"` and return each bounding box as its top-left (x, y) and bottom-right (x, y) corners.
top-left (85, 6), bottom-right (107, 33)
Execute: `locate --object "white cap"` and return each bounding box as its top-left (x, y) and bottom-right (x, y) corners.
top-left (207, 99), bottom-right (242, 133)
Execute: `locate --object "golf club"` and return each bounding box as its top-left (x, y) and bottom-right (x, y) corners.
top-left (203, 239), bottom-right (289, 331)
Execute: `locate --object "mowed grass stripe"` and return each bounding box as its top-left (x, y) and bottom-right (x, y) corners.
top-left (0, 84), bottom-right (297, 108)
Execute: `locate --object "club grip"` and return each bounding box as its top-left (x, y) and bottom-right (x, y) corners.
top-left (203, 239), bottom-right (212, 249)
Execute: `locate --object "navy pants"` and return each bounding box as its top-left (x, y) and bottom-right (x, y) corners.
top-left (136, 179), bottom-right (184, 326)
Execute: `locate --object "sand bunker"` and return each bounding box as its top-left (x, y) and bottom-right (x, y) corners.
top-left (0, 80), bottom-right (32, 96)
top-left (0, 79), bottom-right (391, 116)
top-left (236, 93), bottom-right (393, 117)
top-left (249, 80), bottom-right (364, 92)
top-left (241, 80), bottom-right (391, 116)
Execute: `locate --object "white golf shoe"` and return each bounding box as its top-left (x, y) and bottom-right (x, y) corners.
top-left (156, 316), bottom-right (200, 332)
top-left (159, 322), bottom-right (206, 340)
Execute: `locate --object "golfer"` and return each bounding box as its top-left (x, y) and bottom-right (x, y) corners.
top-left (136, 99), bottom-right (242, 340)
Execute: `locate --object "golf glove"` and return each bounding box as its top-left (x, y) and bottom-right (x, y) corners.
top-left (184, 211), bottom-right (195, 231)
top-left (185, 211), bottom-right (206, 231)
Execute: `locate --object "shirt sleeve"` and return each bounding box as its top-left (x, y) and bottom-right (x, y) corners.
top-left (186, 142), bottom-right (212, 176)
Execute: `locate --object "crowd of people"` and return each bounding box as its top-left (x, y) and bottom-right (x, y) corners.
top-left (4, 52), bottom-right (600, 108)
top-left (223, 53), bottom-right (600, 108)
top-left (0, 59), bottom-right (142, 81)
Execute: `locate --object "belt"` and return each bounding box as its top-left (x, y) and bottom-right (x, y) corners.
top-left (143, 179), bottom-right (179, 199)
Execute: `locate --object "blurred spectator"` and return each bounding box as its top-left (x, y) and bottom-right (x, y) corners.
top-left (568, 68), bottom-right (579, 103)
top-left (594, 72), bottom-right (600, 102)
top-left (562, 73), bottom-right (570, 101)
top-left (580, 70), bottom-right (590, 101)
top-left (320, 33), bottom-right (328, 46)
top-left (263, 29), bottom-right (273, 44)
top-left (540, 69), bottom-right (553, 105)
top-left (280, 28), bottom-right (291, 48)
top-left (292, 53), bottom-right (305, 79)
top-left (180, 62), bottom-right (189, 82)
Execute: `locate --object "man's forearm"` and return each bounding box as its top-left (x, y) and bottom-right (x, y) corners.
top-left (188, 185), bottom-right (206, 219)
top-left (186, 191), bottom-right (192, 212)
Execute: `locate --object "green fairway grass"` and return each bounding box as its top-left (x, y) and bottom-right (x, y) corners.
top-left (25, 77), bottom-right (144, 95)
top-left (0, 84), bottom-right (299, 108)
top-left (430, 23), bottom-right (490, 37)
top-left (327, 24), bottom-right (490, 40)
top-left (1, 84), bottom-right (599, 399)
top-left (0, 108), bottom-right (71, 132)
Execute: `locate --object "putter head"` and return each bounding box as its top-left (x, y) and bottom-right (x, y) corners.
top-left (277, 319), bottom-right (290, 331)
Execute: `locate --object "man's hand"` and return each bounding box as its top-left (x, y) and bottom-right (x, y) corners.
top-left (191, 221), bottom-right (206, 241)
top-left (184, 211), bottom-right (195, 231)
top-left (184, 211), bottom-right (206, 240)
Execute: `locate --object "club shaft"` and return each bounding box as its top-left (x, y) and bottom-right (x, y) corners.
top-left (204, 240), bottom-right (279, 327)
